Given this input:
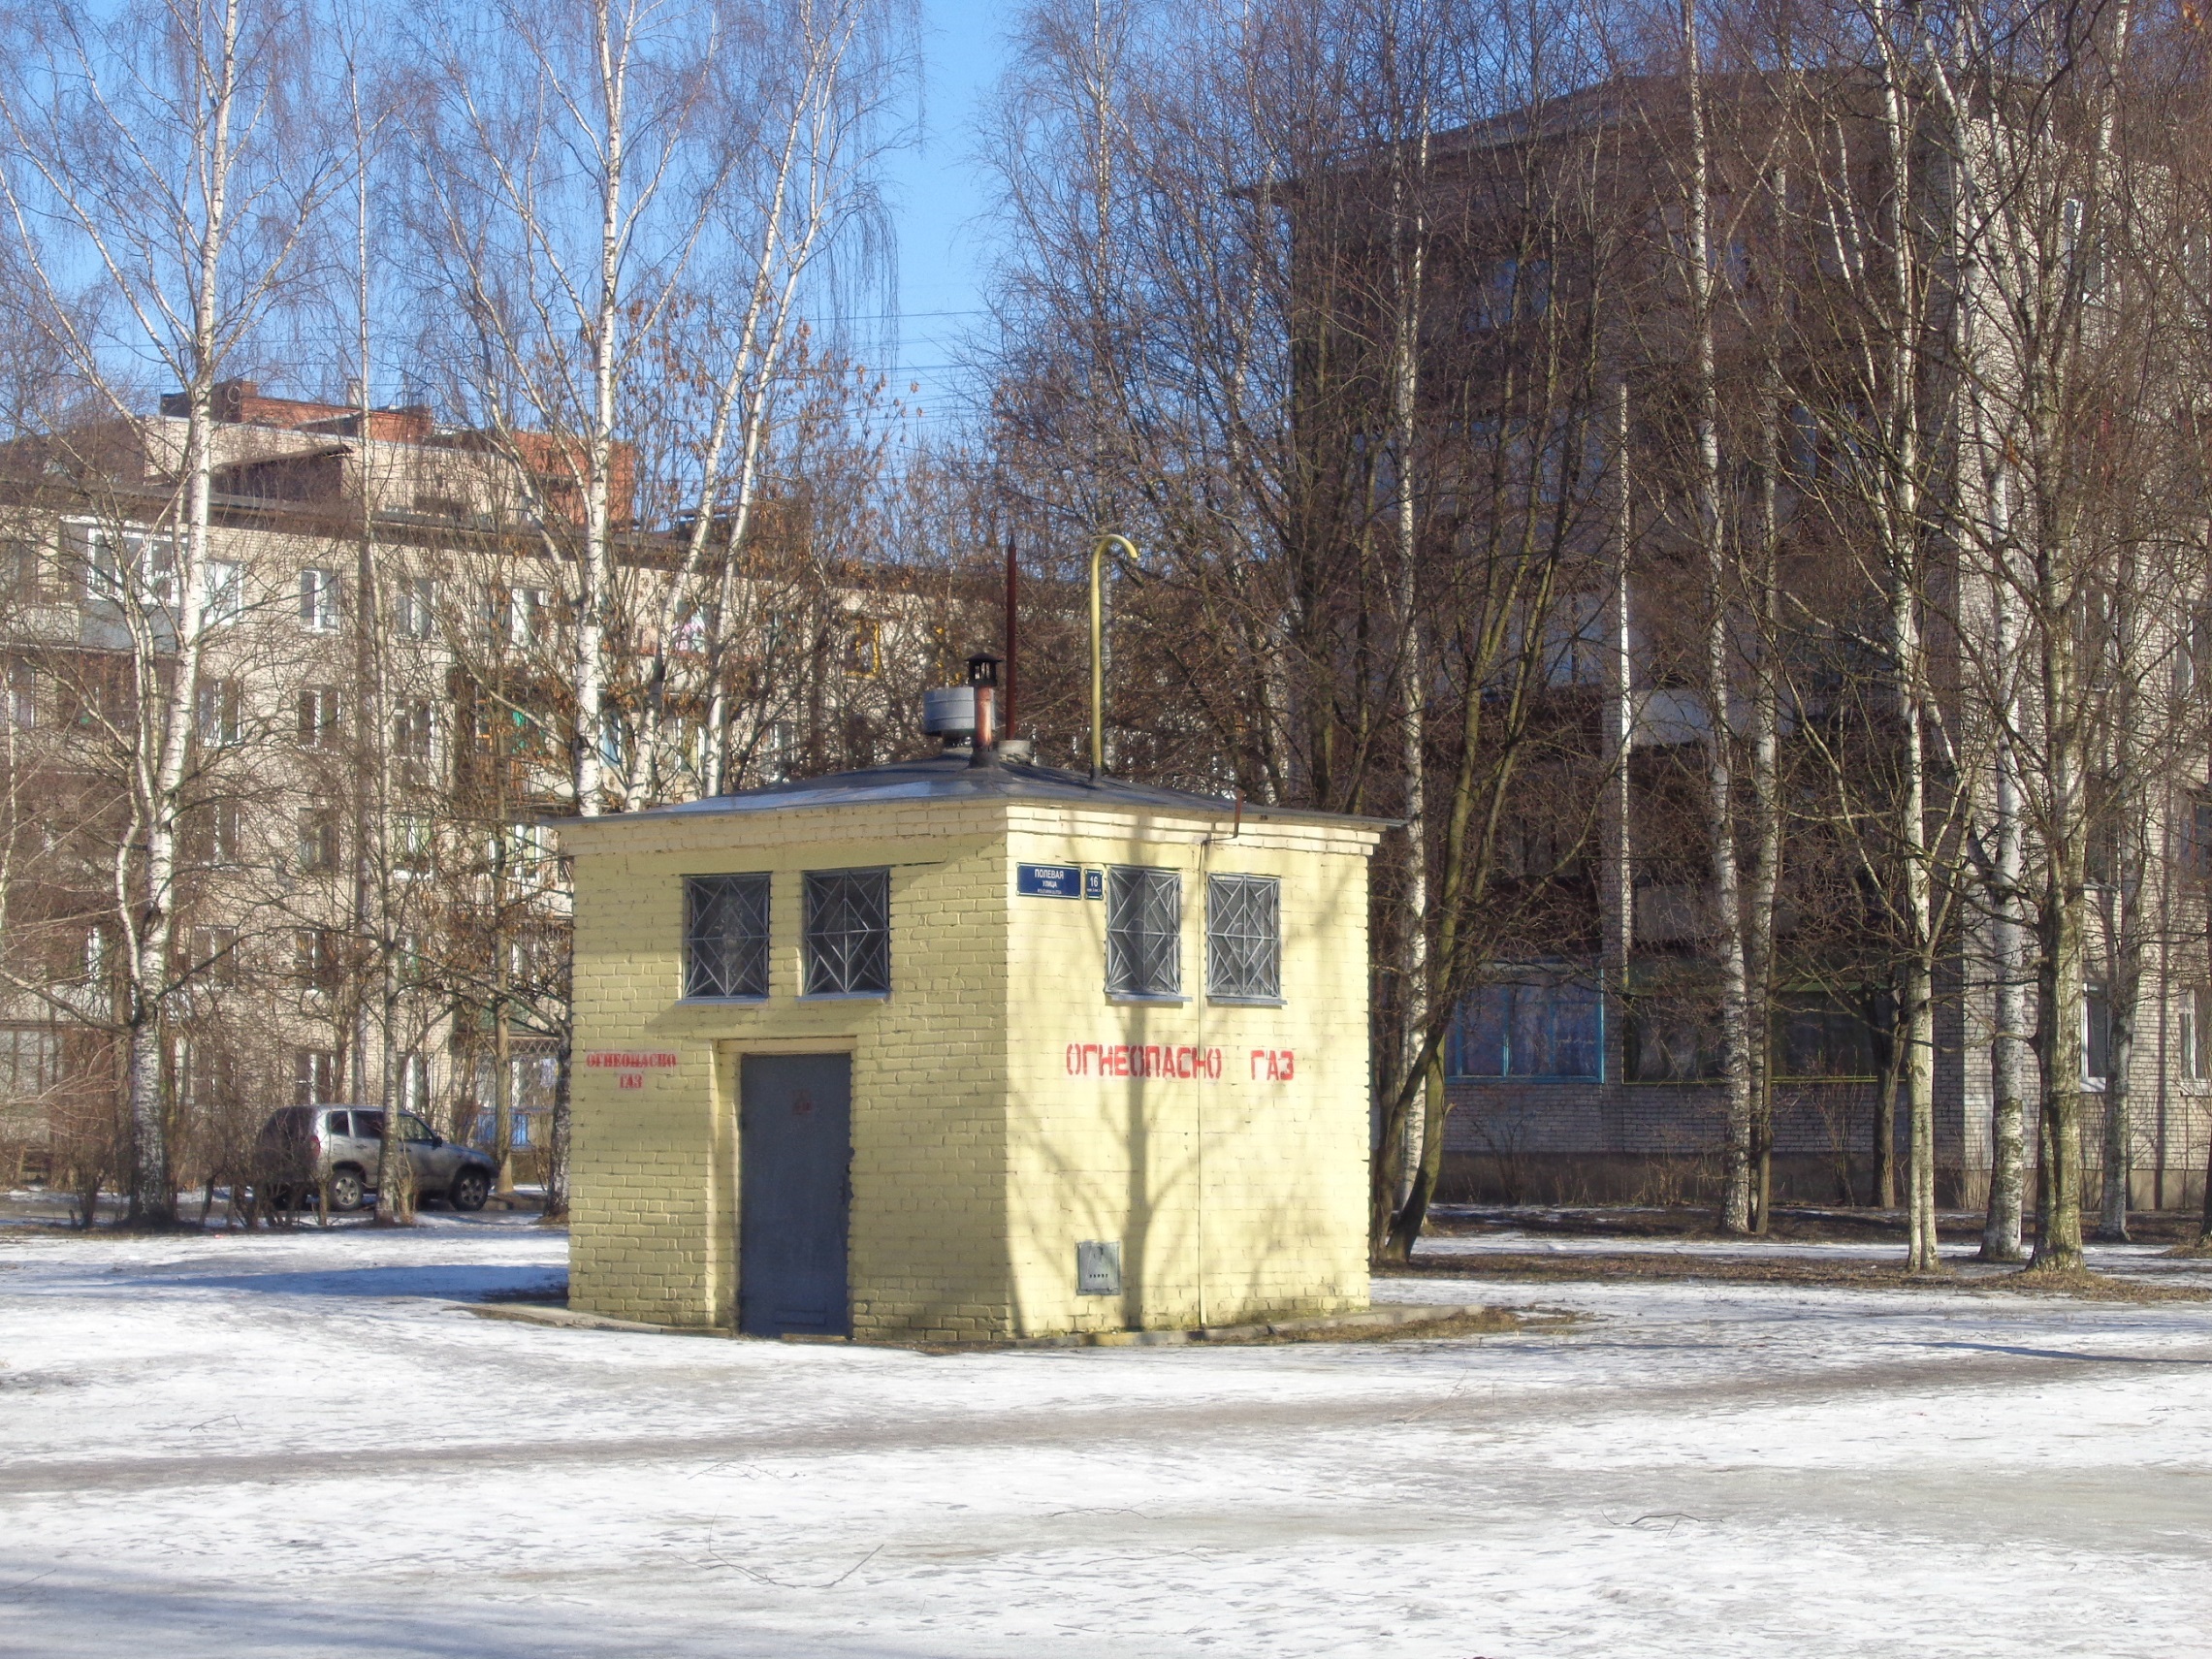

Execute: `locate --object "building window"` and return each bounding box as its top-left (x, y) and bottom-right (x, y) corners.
top-left (83, 525), bottom-right (176, 607)
top-left (1449, 969), bottom-right (1603, 1080)
top-left (1621, 967), bottom-right (1722, 1082)
top-left (2185, 987), bottom-right (2212, 1081)
top-left (843, 616), bottom-right (881, 676)
top-left (7, 659), bottom-right (33, 729)
top-left (0, 1025), bottom-right (58, 1099)
top-left (294, 929), bottom-right (340, 993)
top-left (196, 677), bottom-right (242, 747)
top-left (803, 868), bottom-right (889, 996)
top-left (1771, 991), bottom-right (1877, 1081)
top-left (1106, 866), bottom-right (1181, 999)
top-left (395, 576), bottom-right (436, 640)
top-left (394, 699), bottom-right (437, 763)
top-left (2185, 797), bottom-right (2212, 875)
top-left (684, 874), bottom-right (771, 999)
top-left (393, 814), bottom-right (433, 877)
top-left (292, 1048), bottom-right (337, 1106)
top-left (183, 799), bottom-right (240, 867)
top-left (505, 586), bottom-right (550, 647)
top-left (492, 820), bottom-right (553, 887)
top-left (299, 566), bottom-right (340, 631)
top-left (297, 808), bottom-right (341, 874)
top-left (2085, 984), bottom-right (2112, 1086)
top-left (0, 536), bottom-right (40, 601)
top-left (203, 559), bottom-right (242, 625)
top-left (1542, 591), bottom-right (1606, 687)
top-left (298, 686), bottom-right (340, 747)
top-left (189, 925), bottom-right (238, 986)
top-left (399, 1052), bottom-right (432, 1117)
top-left (1206, 874), bottom-right (1280, 1002)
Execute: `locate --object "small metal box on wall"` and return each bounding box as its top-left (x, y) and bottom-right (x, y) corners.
top-left (557, 698), bottom-right (1388, 1345)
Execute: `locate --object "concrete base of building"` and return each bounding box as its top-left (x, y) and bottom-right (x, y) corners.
top-left (1438, 1151), bottom-right (2210, 1213)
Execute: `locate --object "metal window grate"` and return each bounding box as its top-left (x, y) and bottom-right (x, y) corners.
top-left (1106, 867), bottom-right (1180, 997)
top-left (1206, 874), bottom-right (1280, 1001)
top-left (685, 874), bottom-right (771, 999)
top-left (804, 868), bottom-right (889, 995)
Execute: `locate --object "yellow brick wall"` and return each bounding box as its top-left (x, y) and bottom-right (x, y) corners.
top-left (562, 795), bottom-right (1377, 1340)
top-left (1001, 809), bottom-right (1375, 1334)
top-left (564, 801), bottom-right (1010, 1335)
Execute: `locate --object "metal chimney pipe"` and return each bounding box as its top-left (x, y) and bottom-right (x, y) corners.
top-left (966, 653), bottom-right (1002, 769)
top-left (1005, 535), bottom-right (1018, 737)
top-left (1089, 534), bottom-right (1137, 778)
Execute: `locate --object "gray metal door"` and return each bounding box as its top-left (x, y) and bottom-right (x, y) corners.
top-left (739, 1053), bottom-right (851, 1337)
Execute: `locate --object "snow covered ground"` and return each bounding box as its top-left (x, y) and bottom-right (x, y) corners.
top-left (3, 1217), bottom-right (2209, 1658)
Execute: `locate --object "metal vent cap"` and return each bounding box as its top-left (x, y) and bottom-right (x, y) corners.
top-left (922, 685), bottom-right (977, 735)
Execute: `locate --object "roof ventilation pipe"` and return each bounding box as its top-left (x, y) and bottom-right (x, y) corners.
top-left (965, 653), bottom-right (1002, 769)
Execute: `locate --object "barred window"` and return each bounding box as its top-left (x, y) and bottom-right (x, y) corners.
top-left (804, 868), bottom-right (889, 996)
top-left (685, 874), bottom-right (771, 1000)
top-left (1206, 874), bottom-right (1281, 1002)
top-left (1106, 866), bottom-right (1181, 998)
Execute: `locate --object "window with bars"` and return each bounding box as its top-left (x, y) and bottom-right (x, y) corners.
top-left (685, 874), bottom-right (771, 999)
top-left (1107, 866), bottom-right (1181, 998)
top-left (1206, 874), bottom-right (1281, 1002)
top-left (803, 868), bottom-right (889, 996)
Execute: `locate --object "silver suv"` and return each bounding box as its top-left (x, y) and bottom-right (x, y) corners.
top-left (253, 1105), bottom-right (497, 1213)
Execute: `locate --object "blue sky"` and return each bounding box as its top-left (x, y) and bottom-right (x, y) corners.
top-left (878, 0), bottom-right (1014, 431)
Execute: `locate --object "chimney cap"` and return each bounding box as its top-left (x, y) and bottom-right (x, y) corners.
top-left (966, 653), bottom-right (1002, 687)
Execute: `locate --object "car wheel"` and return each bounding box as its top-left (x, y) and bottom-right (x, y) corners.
top-left (448, 1168), bottom-right (491, 1212)
top-left (326, 1168), bottom-right (367, 1212)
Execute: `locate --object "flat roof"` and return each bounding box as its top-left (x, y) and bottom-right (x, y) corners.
top-left (564, 752), bottom-right (1395, 831)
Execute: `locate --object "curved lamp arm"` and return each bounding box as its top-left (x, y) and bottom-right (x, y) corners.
top-left (1090, 534), bottom-right (1138, 777)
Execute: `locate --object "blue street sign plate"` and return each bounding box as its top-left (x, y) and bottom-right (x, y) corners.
top-left (1017, 862), bottom-right (1083, 898)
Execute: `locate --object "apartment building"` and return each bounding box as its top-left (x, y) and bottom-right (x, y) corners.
top-left (1308, 76), bottom-right (2212, 1212)
top-left (0, 379), bottom-right (920, 1196)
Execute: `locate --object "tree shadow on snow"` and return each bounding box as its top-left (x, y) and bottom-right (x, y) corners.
top-left (1918, 1339), bottom-right (2212, 1366)
top-left (168, 1263), bottom-right (566, 1302)
top-left (0, 1560), bottom-right (951, 1659)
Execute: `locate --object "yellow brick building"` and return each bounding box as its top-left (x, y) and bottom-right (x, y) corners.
top-left (558, 751), bottom-right (1385, 1342)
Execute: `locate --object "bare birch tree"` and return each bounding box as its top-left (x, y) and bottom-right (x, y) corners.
top-left (0, 0), bottom-right (341, 1225)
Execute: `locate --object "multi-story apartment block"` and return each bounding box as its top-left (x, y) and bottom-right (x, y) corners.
top-left (0, 379), bottom-right (930, 1200)
top-left (1311, 75), bottom-right (2212, 1214)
